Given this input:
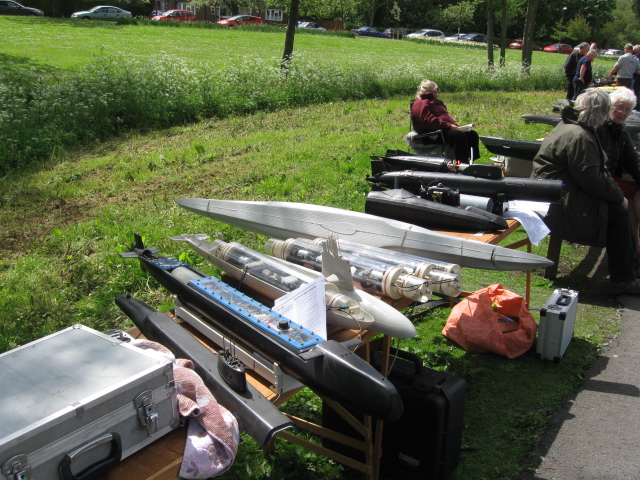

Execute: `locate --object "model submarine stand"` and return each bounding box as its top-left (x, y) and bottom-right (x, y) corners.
top-left (119, 234), bottom-right (406, 479)
top-left (119, 233), bottom-right (403, 423)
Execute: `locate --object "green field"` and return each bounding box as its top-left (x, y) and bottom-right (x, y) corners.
top-left (2, 16), bottom-right (617, 72)
top-left (0, 18), bottom-right (623, 480)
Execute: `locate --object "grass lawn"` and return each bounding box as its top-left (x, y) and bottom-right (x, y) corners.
top-left (0, 18), bottom-right (625, 480)
top-left (1, 17), bottom-right (618, 73)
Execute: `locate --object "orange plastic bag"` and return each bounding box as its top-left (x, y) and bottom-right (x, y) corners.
top-left (442, 284), bottom-right (537, 358)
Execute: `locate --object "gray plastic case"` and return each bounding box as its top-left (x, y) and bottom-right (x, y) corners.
top-left (0, 325), bottom-right (179, 480)
top-left (537, 288), bottom-right (579, 362)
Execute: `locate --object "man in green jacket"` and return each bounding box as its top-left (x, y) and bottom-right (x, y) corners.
top-left (531, 89), bottom-right (640, 293)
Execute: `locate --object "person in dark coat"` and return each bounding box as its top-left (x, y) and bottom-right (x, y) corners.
top-left (410, 79), bottom-right (480, 163)
top-left (572, 49), bottom-right (598, 100)
top-left (564, 42), bottom-right (589, 100)
top-left (596, 87), bottom-right (640, 253)
top-left (531, 89), bottom-right (640, 293)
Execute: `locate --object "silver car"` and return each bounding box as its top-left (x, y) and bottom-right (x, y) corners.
top-left (71, 5), bottom-right (131, 20)
top-left (405, 29), bottom-right (445, 39)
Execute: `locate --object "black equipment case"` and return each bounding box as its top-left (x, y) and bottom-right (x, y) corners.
top-left (322, 347), bottom-right (466, 480)
top-left (375, 348), bottom-right (466, 480)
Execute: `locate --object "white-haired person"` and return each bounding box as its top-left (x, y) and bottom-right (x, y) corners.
top-left (410, 79), bottom-right (480, 163)
top-left (596, 87), bottom-right (640, 254)
top-left (531, 89), bottom-right (640, 293)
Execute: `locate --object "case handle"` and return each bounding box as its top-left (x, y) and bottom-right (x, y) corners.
top-left (389, 347), bottom-right (423, 375)
top-left (59, 432), bottom-right (122, 480)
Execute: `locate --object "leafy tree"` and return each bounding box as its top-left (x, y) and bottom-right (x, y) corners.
top-left (600, 0), bottom-right (640, 48)
top-left (441, 0), bottom-right (476, 33)
top-left (565, 14), bottom-right (591, 45)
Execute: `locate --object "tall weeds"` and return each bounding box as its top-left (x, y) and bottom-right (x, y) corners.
top-left (0, 53), bottom-right (563, 174)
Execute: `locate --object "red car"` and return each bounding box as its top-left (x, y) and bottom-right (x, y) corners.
top-left (151, 9), bottom-right (197, 22)
top-left (509, 39), bottom-right (542, 51)
top-left (217, 15), bottom-right (261, 26)
top-left (543, 43), bottom-right (574, 54)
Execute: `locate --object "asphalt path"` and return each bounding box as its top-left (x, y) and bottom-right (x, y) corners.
top-left (522, 293), bottom-right (640, 479)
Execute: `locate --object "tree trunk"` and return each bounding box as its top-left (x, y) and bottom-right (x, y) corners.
top-left (281, 0), bottom-right (300, 69)
top-left (500, 0), bottom-right (506, 67)
top-left (521, 0), bottom-right (540, 73)
top-left (487, 0), bottom-right (494, 69)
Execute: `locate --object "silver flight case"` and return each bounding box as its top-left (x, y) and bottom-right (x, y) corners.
top-left (536, 288), bottom-right (579, 362)
top-left (0, 325), bottom-right (179, 480)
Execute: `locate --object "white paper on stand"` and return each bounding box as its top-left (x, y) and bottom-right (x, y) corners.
top-left (273, 277), bottom-right (327, 340)
top-left (503, 200), bottom-right (550, 246)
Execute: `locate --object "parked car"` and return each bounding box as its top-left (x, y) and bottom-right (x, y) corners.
top-left (71, 6), bottom-right (131, 20)
top-left (297, 21), bottom-right (326, 31)
top-left (444, 33), bottom-right (467, 41)
top-left (405, 28), bottom-right (445, 39)
top-left (458, 33), bottom-right (488, 43)
top-left (384, 27), bottom-right (408, 39)
top-left (151, 9), bottom-right (196, 22)
top-left (543, 43), bottom-right (573, 54)
top-left (604, 49), bottom-right (623, 56)
top-left (350, 26), bottom-right (390, 38)
top-left (509, 39), bottom-right (542, 51)
top-left (217, 15), bottom-right (261, 26)
top-left (0, 0), bottom-right (43, 16)
top-left (148, 9), bottom-right (164, 18)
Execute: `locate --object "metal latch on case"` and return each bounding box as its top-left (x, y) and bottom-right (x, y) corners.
top-left (134, 391), bottom-right (159, 437)
top-left (2, 454), bottom-right (32, 480)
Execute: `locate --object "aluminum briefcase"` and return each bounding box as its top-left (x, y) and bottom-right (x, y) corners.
top-left (0, 325), bottom-right (179, 480)
top-left (536, 288), bottom-right (579, 362)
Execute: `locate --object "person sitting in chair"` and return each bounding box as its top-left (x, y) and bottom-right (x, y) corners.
top-left (531, 89), bottom-right (640, 294)
top-left (596, 87), bottom-right (640, 255)
top-left (410, 79), bottom-right (480, 163)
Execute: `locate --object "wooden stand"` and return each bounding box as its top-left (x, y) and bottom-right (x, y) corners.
top-left (107, 319), bottom-right (393, 480)
top-left (435, 219), bottom-right (533, 306)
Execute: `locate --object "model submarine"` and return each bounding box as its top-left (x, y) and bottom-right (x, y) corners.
top-left (371, 150), bottom-right (503, 179)
top-left (269, 236), bottom-right (463, 297)
top-left (479, 136), bottom-right (541, 162)
top-left (115, 294), bottom-right (294, 447)
top-left (120, 234), bottom-right (403, 422)
top-left (176, 198), bottom-right (553, 271)
top-left (523, 113), bottom-right (640, 134)
top-left (265, 236), bottom-right (463, 297)
top-left (169, 234), bottom-right (417, 337)
top-left (366, 171), bottom-right (563, 206)
top-left (365, 188), bottom-right (508, 232)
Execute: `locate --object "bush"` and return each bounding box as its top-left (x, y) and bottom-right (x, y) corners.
top-left (0, 52), bottom-right (563, 175)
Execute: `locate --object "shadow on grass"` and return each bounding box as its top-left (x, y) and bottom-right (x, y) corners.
top-left (0, 52), bottom-right (59, 75)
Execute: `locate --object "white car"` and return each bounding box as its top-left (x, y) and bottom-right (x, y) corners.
top-left (297, 21), bottom-right (326, 31)
top-left (445, 33), bottom-right (467, 41)
top-left (71, 6), bottom-right (131, 20)
top-left (604, 49), bottom-right (623, 57)
top-left (406, 29), bottom-right (445, 39)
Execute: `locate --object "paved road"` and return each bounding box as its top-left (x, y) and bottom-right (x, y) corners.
top-left (526, 294), bottom-right (640, 479)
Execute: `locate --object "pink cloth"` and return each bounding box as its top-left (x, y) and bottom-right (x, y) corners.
top-left (130, 339), bottom-right (239, 479)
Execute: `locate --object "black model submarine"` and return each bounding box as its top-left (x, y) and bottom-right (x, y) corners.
top-left (366, 171), bottom-right (563, 207)
top-left (120, 234), bottom-right (403, 422)
top-left (115, 294), bottom-right (294, 447)
top-left (365, 188), bottom-right (509, 232)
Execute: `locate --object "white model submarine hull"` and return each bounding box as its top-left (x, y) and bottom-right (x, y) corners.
top-left (170, 235), bottom-right (417, 338)
top-left (175, 199), bottom-right (553, 271)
